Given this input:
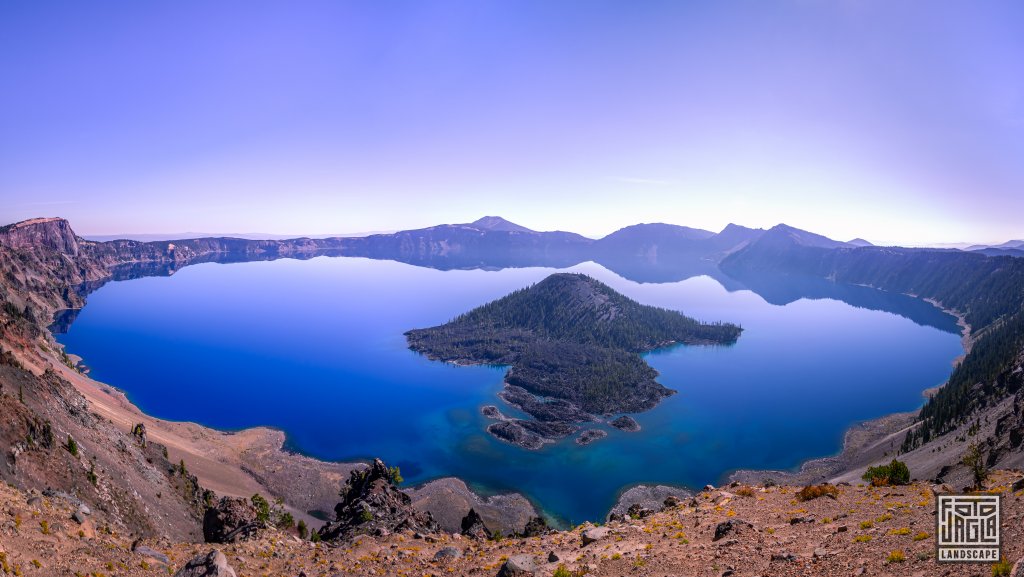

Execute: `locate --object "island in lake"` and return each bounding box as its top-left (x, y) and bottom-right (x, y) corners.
top-left (406, 273), bottom-right (742, 448)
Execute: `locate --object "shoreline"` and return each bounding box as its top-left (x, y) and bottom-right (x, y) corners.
top-left (728, 297), bottom-right (972, 487)
top-left (43, 279), bottom-right (973, 530)
top-left (44, 335), bottom-right (539, 534)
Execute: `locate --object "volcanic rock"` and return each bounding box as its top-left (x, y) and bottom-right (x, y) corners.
top-left (318, 458), bottom-right (437, 541)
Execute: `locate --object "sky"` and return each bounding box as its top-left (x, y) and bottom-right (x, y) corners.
top-left (1, 1), bottom-right (1022, 245)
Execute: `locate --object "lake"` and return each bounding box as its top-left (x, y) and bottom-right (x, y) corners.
top-left (55, 256), bottom-right (963, 524)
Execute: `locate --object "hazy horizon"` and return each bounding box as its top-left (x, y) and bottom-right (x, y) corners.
top-left (3, 1), bottom-right (1023, 245)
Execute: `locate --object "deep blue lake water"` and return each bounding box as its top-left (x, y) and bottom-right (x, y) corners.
top-left (56, 257), bottom-right (963, 524)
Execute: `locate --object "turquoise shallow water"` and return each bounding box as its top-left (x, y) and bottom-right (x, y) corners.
top-left (55, 257), bottom-right (963, 524)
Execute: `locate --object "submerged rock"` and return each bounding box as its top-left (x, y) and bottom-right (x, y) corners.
top-left (318, 458), bottom-right (438, 541)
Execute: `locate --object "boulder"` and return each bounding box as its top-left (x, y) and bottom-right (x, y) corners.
top-left (497, 554), bottom-right (537, 577)
top-left (202, 497), bottom-right (262, 543)
top-left (581, 526), bottom-right (610, 546)
top-left (663, 495), bottom-right (682, 508)
top-left (460, 508), bottom-right (491, 540)
top-left (434, 547), bottom-right (462, 561)
top-left (713, 519), bottom-right (749, 541)
top-left (133, 544), bottom-right (170, 567)
top-left (771, 551), bottom-right (798, 562)
top-left (174, 550), bottom-right (237, 577)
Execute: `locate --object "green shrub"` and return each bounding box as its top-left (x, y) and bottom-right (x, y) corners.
top-left (66, 436), bottom-right (79, 457)
top-left (388, 466), bottom-right (403, 485)
top-left (251, 494), bottom-right (271, 524)
top-left (963, 443), bottom-right (989, 489)
top-left (993, 557), bottom-right (1013, 577)
top-left (297, 520), bottom-right (308, 540)
top-left (862, 459), bottom-right (910, 486)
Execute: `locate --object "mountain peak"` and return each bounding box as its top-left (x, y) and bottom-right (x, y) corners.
top-left (766, 224), bottom-right (849, 249)
top-left (848, 238), bottom-right (874, 247)
top-left (466, 216), bottom-right (534, 233)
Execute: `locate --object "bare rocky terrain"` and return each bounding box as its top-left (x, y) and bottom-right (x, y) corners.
top-left (0, 472), bottom-right (1021, 576)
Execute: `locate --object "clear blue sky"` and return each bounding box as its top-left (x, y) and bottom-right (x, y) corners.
top-left (2, 1), bottom-right (1022, 244)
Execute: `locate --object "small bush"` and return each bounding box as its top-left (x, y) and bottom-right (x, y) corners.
top-left (796, 483), bottom-right (839, 501)
top-left (66, 436), bottom-right (79, 457)
top-left (913, 531), bottom-right (930, 541)
top-left (553, 565), bottom-right (572, 577)
top-left (735, 486), bottom-right (755, 498)
top-left (993, 557), bottom-right (1013, 577)
top-left (358, 508), bottom-right (373, 523)
top-left (251, 494), bottom-right (270, 524)
top-left (853, 535), bottom-right (871, 543)
top-left (887, 550), bottom-right (906, 563)
top-left (297, 519), bottom-right (308, 539)
top-left (890, 527), bottom-right (910, 535)
top-left (40, 520), bottom-right (50, 535)
top-left (859, 520), bottom-right (873, 529)
top-left (388, 466), bottom-right (403, 485)
top-left (310, 531), bottom-right (321, 543)
top-left (863, 459), bottom-right (910, 486)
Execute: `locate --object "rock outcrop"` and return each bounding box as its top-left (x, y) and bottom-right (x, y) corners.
top-left (610, 415), bottom-right (641, 432)
top-left (521, 516), bottom-right (551, 537)
top-left (318, 458), bottom-right (438, 541)
top-left (460, 508), bottom-right (491, 539)
top-left (202, 497), bottom-right (263, 543)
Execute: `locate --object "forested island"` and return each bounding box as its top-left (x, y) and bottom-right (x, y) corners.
top-left (406, 273), bottom-right (742, 448)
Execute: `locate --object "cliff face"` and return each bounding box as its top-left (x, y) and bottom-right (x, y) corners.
top-left (0, 218), bottom-right (352, 324)
top-left (0, 217), bottom-right (82, 256)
